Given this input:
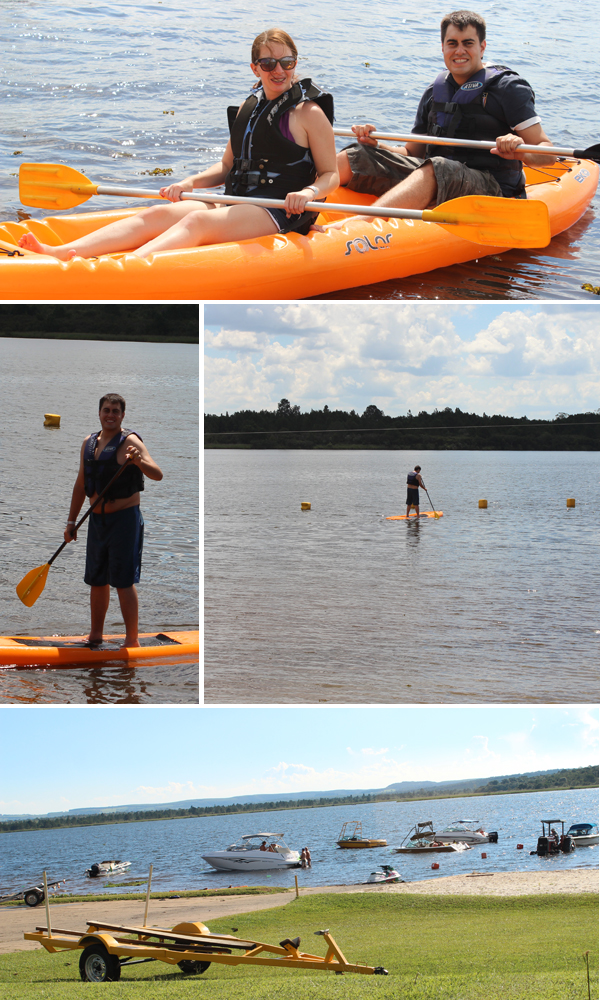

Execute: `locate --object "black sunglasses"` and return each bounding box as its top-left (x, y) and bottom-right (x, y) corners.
top-left (255, 56), bottom-right (297, 71)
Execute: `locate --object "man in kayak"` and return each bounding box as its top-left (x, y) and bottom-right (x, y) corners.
top-left (406, 466), bottom-right (426, 518)
top-left (335, 9), bottom-right (556, 215)
top-left (64, 394), bottom-right (163, 649)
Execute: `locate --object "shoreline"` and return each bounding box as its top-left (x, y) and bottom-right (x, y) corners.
top-left (1, 868), bottom-right (596, 955)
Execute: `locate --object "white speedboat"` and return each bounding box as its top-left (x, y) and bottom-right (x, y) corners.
top-left (394, 821), bottom-right (472, 854)
top-left (566, 823), bottom-right (599, 847)
top-left (202, 833), bottom-right (301, 871)
top-left (424, 821), bottom-right (498, 845)
top-left (85, 861), bottom-right (131, 878)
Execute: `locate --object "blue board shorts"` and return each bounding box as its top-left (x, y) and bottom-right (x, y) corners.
top-left (406, 487), bottom-right (420, 506)
top-left (84, 506), bottom-right (144, 589)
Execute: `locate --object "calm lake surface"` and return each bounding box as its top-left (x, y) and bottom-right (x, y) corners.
top-left (205, 449), bottom-right (599, 704)
top-left (2, 0), bottom-right (600, 299)
top-left (0, 337), bottom-right (199, 705)
top-left (1, 788), bottom-right (596, 896)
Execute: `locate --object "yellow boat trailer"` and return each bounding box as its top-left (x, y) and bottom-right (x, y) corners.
top-left (25, 919), bottom-right (388, 981)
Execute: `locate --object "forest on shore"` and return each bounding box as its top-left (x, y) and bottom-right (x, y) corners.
top-left (205, 400), bottom-right (600, 450)
top-left (0, 305), bottom-right (199, 342)
top-left (2, 765), bottom-right (596, 833)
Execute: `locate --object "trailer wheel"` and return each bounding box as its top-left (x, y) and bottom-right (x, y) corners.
top-left (24, 890), bottom-right (43, 907)
top-left (79, 943), bottom-right (121, 982)
top-left (177, 960), bottom-right (211, 975)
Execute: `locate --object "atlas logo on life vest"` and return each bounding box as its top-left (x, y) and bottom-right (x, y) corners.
top-left (460, 80), bottom-right (484, 90)
top-left (344, 233), bottom-right (393, 256)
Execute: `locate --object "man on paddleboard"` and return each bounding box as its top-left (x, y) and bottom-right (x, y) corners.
top-left (336, 10), bottom-right (556, 214)
top-left (406, 466), bottom-right (426, 518)
top-left (63, 394), bottom-right (163, 649)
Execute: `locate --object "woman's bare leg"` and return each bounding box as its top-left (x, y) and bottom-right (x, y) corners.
top-left (17, 201), bottom-right (213, 259)
top-left (133, 203), bottom-right (279, 257)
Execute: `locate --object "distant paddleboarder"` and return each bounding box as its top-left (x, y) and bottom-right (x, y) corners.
top-left (406, 465), bottom-right (426, 518)
top-left (63, 393), bottom-right (163, 649)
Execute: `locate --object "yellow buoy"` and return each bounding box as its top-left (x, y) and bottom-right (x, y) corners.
top-left (43, 414), bottom-right (60, 427)
top-left (301, 502), bottom-right (311, 511)
top-left (566, 498), bottom-right (575, 507)
top-left (478, 499), bottom-right (487, 508)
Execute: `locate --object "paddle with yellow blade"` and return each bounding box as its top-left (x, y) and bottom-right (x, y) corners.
top-left (422, 485), bottom-right (440, 519)
top-left (16, 458), bottom-right (132, 607)
top-left (18, 162), bottom-right (551, 248)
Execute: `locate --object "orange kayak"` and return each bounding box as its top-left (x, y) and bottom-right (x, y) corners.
top-left (0, 161), bottom-right (596, 300)
top-left (0, 630), bottom-right (199, 667)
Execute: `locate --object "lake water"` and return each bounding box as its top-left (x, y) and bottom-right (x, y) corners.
top-left (205, 449), bottom-right (599, 704)
top-left (2, 0), bottom-right (599, 299)
top-left (0, 788), bottom-right (596, 896)
top-left (0, 337), bottom-right (199, 704)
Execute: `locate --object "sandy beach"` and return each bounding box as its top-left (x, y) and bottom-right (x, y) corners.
top-left (1, 868), bottom-right (596, 955)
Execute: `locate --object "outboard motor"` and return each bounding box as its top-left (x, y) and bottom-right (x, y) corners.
top-left (89, 863), bottom-right (102, 877)
top-left (488, 831), bottom-right (499, 844)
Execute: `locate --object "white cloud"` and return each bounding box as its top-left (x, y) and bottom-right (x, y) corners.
top-left (205, 304), bottom-right (600, 418)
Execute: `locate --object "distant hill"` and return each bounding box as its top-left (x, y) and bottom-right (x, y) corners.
top-left (1, 767), bottom-right (596, 831)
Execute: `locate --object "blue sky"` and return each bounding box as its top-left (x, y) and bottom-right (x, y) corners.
top-left (204, 302), bottom-right (600, 419)
top-left (1, 705), bottom-right (596, 815)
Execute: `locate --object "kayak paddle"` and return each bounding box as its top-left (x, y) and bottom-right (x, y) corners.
top-left (16, 458), bottom-right (132, 607)
top-left (18, 163), bottom-right (551, 248)
top-left (334, 129), bottom-right (600, 162)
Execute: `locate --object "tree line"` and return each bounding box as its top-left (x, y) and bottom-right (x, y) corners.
top-left (0, 305), bottom-right (198, 342)
top-left (1, 765), bottom-right (595, 833)
top-left (205, 400), bottom-right (600, 450)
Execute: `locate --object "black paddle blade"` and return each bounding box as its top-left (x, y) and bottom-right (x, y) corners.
top-left (573, 144), bottom-right (600, 163)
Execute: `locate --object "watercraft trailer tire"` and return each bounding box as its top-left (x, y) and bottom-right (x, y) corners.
top-left (177, 960), bottom-right (211, 975)
top-left (79, 943), bottom-right (121, 983)
top-left (23, 890), bottom-right (44, 907)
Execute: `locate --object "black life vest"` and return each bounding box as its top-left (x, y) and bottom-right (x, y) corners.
top-left (225, 79), bottom-right (334, 200)
top-left (407, 471), bottom-right (420, 487)
top-left (426, 64), bottom-right (529, 179)
top-left (83, 428), bottom-right (144, 500)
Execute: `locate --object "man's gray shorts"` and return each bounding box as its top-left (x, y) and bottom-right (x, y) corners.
top-left (344, 143), bottom-right (512, 204)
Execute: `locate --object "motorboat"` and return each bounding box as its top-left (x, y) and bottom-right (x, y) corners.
top-left (337, 821), bottom-right (387, 849)
top-left (85, 861), bottom-right (132, 878)
top-left (530, 820), bottom-right (575, 856)
top-left (566, 823), bottom-right (599, 847)
top-left (424, 820), bottom-right (498, 845)
top-left (394, 821), bottom-right (471, 854)
top-left (363, 865), bottom-right (403, 884)
top-left (202, 834), bottom-right (301, 871)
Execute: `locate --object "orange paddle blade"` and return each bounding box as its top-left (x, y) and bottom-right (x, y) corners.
top-left (19, 163), bottom-right (98, 211)
top-left (16, 563), bottom-right (51, 607)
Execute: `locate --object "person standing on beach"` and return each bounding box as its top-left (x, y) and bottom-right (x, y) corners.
top-left (63, 393), bottom-right (163, 648)
top-left (406, 465), bottom-right (426, 518)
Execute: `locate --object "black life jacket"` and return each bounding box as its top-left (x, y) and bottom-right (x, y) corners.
top-left (407, 471), bottom-right (420, 487)
top-left (225, 79), bottom-right (334, 199)
top-left (83, 428), bottom-right (144, 500)
top-left (426, 64), bottom-right (529, 179)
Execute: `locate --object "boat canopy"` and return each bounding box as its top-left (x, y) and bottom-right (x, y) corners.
top-left (241, 833), bottom-right (284, 839)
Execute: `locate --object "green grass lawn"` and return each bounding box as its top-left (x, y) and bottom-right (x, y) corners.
top-left (1, 892), bottom-right (597, 1000)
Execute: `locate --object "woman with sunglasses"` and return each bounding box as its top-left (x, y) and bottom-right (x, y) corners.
top-left (18, 29), bottom-right (338, 260)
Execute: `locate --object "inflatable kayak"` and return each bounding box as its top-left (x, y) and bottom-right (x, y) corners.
top-left (0, 161), bottom-right (596, 300)
top-left (386, 512), bottom-right (443, 520)
top-left (0, 630), bottom-right (199, 667)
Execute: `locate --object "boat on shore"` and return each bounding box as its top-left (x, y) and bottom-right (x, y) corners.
top-left (202, 834), bottom-right (301, 871)
top-left (394, 821), bottom-right (472, 854)
top-left (1, 161), bottom-right (596, 300)
top-left (565, 823), bottom-right (599, 847)
top-left (363, 865), bottom-right (403, 884)
top-left (337, 821), bottom-right (387, 849)
top-left (85, 861), bottom-right (131, 878)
